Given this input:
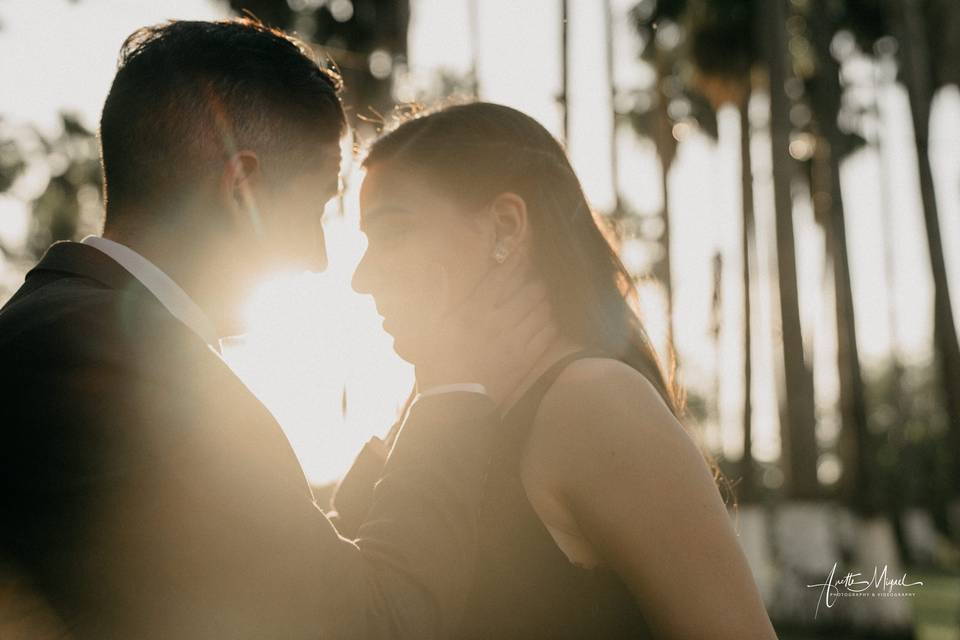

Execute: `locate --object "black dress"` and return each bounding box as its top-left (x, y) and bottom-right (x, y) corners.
top-left (332, 348), bottom-right (655, 639)
top-left (451, 348), bottom-right (654, 639)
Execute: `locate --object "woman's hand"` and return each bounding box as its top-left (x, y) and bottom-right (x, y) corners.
top-left (414, 252), bottom-right (558, 407)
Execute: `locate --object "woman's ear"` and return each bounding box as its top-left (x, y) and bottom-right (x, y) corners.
top-left (219, 151), bottom-right (263, 235)
top-left (489, 192), bottom-right (529, 263)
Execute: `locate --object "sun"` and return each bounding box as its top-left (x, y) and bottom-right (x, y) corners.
top-left (221, 198), bottom-right (414, 487)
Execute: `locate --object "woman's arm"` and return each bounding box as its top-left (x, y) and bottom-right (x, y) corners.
top-left (528, 358), bottom-right (778, 640)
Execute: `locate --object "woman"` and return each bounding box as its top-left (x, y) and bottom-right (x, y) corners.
top-left (340, 102), bottom-right (778, 639)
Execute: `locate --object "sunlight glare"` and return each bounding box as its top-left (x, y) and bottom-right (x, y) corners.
top-left (222, 183), bottom-right (414, 487)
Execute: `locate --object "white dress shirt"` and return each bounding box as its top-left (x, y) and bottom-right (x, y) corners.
top-left (81, 235), bottom-right (221, 352)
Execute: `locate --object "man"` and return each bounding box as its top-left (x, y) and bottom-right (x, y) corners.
top-left (0, 19), bottom-right (552, 639)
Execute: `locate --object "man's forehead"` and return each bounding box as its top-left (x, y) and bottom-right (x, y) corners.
top-left (299, 143), bottom-right (342, 190)
top-left (312, 140), bottom-right (343, 169)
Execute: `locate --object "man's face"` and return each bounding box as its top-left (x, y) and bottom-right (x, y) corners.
top-left (253, 142), bottom-right (342, 276)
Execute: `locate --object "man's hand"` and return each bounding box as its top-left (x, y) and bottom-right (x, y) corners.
top-left (414, 251), bottom-right (559, 407)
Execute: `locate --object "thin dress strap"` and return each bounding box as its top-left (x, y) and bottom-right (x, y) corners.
top-left (497, 348), bottom-right (612, 462)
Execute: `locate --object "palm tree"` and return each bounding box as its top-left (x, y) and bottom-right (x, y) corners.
top-left (804, 0), bottom-right (872, 512)
top-left (225, 0), bottom-right (410, 128)
top-left (560, 0), bottom-right (570, 144)
top-left (738, 92), bottom-right (757, 501)
top-left (674, 0), bottom-right (822, 499)
top-left (684, 0), bottom-right (759, 500)
top-left (628, 0), bottom-right (710, 349)
top-left (634, 0), bottom-right (826, 500)
top-left (650, 44), bottom-right (678, 347)
top-left (757, 0), bottom-right (820, 499)
top-left (604, 0), bottom-right (623, 216)
top-left (872, 47), bottom-right (910, 499)
top-left (887, 0), bottom-right (960, 496)
top-left (468, 0), bottom-right (480, 98)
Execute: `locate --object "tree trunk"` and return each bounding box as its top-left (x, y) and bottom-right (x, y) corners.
top-left (604, 0), bottom-right (622, 215)
top-left (808, 0), bottom-right (872, 513)
top-left (872, 56), bottom-right (910, 490)
top-left (891, 0), bottom-right (960, 496)
top-left (560, 0), bottom-right (570, 145)
top-left (739, 98), bottom-right (757, 502)
top-left (872, 57), bottom-right (914, 562)
top-left (468, 0), bottom-right (480, 98)
top-left (654, 48), bottom-right (677, 348)
top-left (757, 0), bottom-right (820, 499)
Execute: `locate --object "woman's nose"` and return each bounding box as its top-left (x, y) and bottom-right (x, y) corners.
top-left (351, 251), bottom-right (373, 295)
top-left (314, 224), bottom-right (328, 272)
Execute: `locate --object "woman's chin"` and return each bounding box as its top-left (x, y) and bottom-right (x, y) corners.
top-left (381, 325), bottom-right (412, 359)
top-left (387, 332), bottom-right (426, 367)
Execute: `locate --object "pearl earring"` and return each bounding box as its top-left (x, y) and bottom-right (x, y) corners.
top-left (493, 242), bottom-right (510, 264)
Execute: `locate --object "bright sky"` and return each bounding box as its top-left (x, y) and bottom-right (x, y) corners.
top-left (0, 0), bottom-right (958, 485)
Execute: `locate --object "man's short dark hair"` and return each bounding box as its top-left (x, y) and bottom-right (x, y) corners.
top-left (99, 18), bottom-right (345, 227)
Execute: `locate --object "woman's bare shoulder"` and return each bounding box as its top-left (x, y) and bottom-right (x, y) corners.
top-left (536, 356), bottom-right (680, 438)
top-left (522, 355), bottom-right (700, 493)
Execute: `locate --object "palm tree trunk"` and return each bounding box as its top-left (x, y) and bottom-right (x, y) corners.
top-left (710, 253), bottom-right (724, 454)
top-left (560, 0), bottom-right (570, 145)
top-left (808, 0), bottom-right (872, 513)
top-left (872, 56), bottom-right (909, 488)
top-left (468, 0), bottom-right (480, 98)
top-left (757, 0), bottom-right (820, 499)
top-left (890, 0), bottom-right (960, 496)
top-left (739, 97), bottom-right (757, 501)
top-left (604, 0), bottom-right (622, 215)
top-left (872, 55), bottom-right (913, 563)
top-left (654, 48), bottom-right (677, 347)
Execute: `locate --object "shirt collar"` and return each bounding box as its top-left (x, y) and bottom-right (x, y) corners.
top-left (81, 235), bottom-right (221, 352)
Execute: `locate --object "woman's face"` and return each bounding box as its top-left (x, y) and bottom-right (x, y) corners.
top-left (352, 163), bottom-right (494, 364)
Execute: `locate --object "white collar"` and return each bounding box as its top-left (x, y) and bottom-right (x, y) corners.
top-left (81, 235), bottom-right (221, 352)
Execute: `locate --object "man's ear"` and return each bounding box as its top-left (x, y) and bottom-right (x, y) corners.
top-left (489, 192), bottom-right (529, 261)
top-left (219, 151), bottom-right (263, 235)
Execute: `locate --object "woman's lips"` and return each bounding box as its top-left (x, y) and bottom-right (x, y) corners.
top-left (379, 311), bottom-right (395, 334)
top-left (374, 302), bottom-right (396, 323)
top-left (374, 302), bottom-right (409, 335)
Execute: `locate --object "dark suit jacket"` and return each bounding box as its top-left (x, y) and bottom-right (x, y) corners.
top-left (0, 241), bottom-right (498, 639)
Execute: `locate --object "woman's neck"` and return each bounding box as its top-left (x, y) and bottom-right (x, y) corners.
top-left (497, 335), bottom-right (586, 418)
